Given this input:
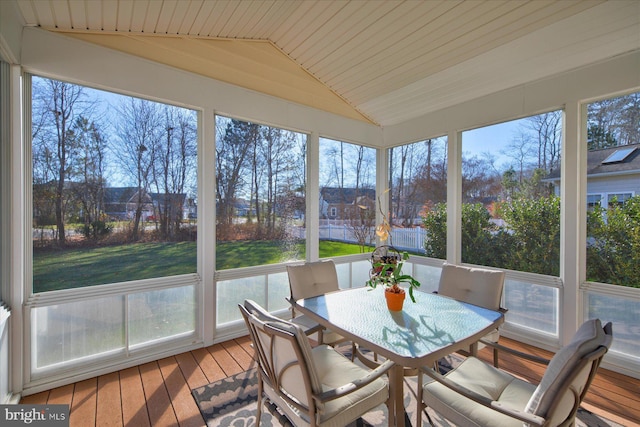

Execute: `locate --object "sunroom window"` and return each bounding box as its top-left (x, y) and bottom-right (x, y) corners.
top-left (318, 137), bottom-right (376, 257)
top-left (390, 137), bottom-right (448, 292)
top-left (214, 116), bottom-right (307, 325)
top-left (460, 112), bottom-right (563, 336)
top-left (29, 75), bottom-right (198, 372)
top-left (585, 91), bottom-right (640, 358)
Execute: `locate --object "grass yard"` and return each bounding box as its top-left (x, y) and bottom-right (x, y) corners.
top-left (33, 239), bottom-right (363, 292)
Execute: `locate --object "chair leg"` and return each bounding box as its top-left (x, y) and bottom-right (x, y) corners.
top-left (416, 372), bottom-right (423, 427)
top-left (256, 377), bottom-right (263, 426)
top-left (493, 347), bottom-right (499, 368)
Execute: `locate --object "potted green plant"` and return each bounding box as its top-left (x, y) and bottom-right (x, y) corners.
top-left (365, 193), bottom-right (421, 310)
top-left (366, 246), bottom-right (420, 309)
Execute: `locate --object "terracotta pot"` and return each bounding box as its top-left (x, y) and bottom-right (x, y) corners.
top-left (384, 287), bottom-right (405, 311)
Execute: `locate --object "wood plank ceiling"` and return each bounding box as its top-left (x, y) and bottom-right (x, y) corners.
top-left (14, 0), bottom-right (640, 126)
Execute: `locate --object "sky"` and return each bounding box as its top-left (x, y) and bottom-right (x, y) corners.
top-left (461, 119), bottom-right (525, 171)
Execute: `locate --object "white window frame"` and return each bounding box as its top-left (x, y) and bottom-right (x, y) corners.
top-left (586, 193), bottom-right (602, 210)
top-left (605, 192), bottom-right (633, 208)
top-left (22, 73), bottom-right (203, 392)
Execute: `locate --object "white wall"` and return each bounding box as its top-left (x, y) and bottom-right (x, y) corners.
top-left (588, 175), bottom-right (639, 199)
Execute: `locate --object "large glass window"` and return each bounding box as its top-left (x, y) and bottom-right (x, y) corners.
top-left (460, 113), bottom-right (562, 335)
top-left (214, 116), bottom-right (307, 269)
top-left (318, 138), bottom-right (376, 257)
top-left (461, 113), bottom-right (562, 275)
top-left (31, 76), bottom-right (198, 293)
top-left (30, 76), bottom-right (198, 372)
top-left (391, 137), bottom-right (447, 258)
top-left (586, 91), bottom-right (640, 288)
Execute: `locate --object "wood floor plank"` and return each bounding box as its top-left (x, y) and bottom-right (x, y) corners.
top-left (70, 378), bottom-right (97, 427)
top-left (221, 339), bottom-right (255, 371)
top-left (207, 343), bottom-right (243, 377)
top-left (47, 383), bottom-right (74, 406)
top-left (174, 352), bottom-right (209, 390)
top-left (96, 371), bottom-right (123, 427)
top-left (18, 335), bottom-right (640, 427)
top-left (236, 335), bottom-right (254, 355)
top-left (138, 361), bottom-right (179, 427)
top-left (157, 357), bottom-right (205, 427)
top-left (20, 390), bottom-right (49, 404)
top-left (190, 347), bottom-right (226, 384)
top-left (119, 366), bottom-right (151, 427)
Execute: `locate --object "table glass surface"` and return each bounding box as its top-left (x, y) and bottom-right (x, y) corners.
top-left (297, 286), bottom-right (503, 361)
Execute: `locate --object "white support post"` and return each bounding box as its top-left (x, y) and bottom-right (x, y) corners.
top-left (376, 147), bottom-right (389, 246)
top-left (307, 132), bottom-right (320, 261)
top-left (202, 109), bottom-right (216, 345)
top-left (560, 102), bottom-right (587, 344)
top-left (446, 130), bottom-right (462, 264)
top-left (10, 65), bottom-right (24, 396)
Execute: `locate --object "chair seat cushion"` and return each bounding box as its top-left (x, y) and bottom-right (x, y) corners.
top-left (311, 345), bottom-right (388, 426)
top-left (423, 357), bottom-right (536, 427)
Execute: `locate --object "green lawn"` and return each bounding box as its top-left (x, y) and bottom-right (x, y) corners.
top-left (33, 239), bottom-right (363, 292)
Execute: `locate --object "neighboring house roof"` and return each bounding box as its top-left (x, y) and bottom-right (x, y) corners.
top-left (320, 187), bottom-right (376, 204)
top-left (150, 193), bottom-right (186, 206)
top-left (545, 143), bottom-right (640, 182)
top-left (103, 187), bottom-right (140, 204)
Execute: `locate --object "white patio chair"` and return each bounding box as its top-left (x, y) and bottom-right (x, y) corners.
top-left (436, 263), bottom-right (506, 366)
top-left (417, 318), bottom-right (612, 427)
top-left (286, 260), bottom-right (346, 346)
top-left (239, 299), bottom-right (394, 427)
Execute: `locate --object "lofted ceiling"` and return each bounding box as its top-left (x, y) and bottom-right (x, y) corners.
top-left (13, 0), bottom-right (640, 126)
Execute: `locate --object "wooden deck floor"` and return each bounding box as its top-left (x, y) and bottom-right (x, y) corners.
top-left (20, 336), bottom-right (640, 427)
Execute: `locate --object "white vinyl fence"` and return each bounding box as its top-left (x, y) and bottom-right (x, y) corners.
top-left (318, 224), bottom-right (427, 253)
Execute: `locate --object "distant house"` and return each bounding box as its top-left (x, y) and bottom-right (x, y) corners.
top-left (233, 198), bottom-right (253, 217)
top-left (150, 192), bottom-right (188, 222)
top-left (545, 144), bottom-right (640, 208)
top-left (103, 187), bottom-right (154, 220)
top-left (319, 187), bottom-right (376, 220)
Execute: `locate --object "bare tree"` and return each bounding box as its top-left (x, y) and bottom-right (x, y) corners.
top-left (70, 116), bottom-right (108, 239)
top-left (259, 126), bottom-right (298, 237)
top-left (501, 131), bottom-right (535, 183)
top-left (589, 93), bottom-right (640, 147)
top-left (462, 154), bottom-right (501, 203)
top-left (525, 111), bottom-right (562, 173)
top-left (215, 118), bottom-right (256, 232)
top-left (115, 97), bottom-right (162, 240)
top-left (31, 77), bottom-right (94, 244)
top-left (390, 139), bottom-right (447, 226)
top-left (151, 106), bottom-right (197, 239)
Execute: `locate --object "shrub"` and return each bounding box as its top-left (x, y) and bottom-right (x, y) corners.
top-left (77, 220), bottom-right (112, 241)
top-left (587, 196), bottom-right (640, 287)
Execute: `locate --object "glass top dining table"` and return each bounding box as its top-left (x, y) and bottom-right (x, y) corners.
top-left (293, 286), bottom-right (504, 427)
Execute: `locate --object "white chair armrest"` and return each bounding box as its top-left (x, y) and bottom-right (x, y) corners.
top-left (478, 339), bottom-right (550, 366)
